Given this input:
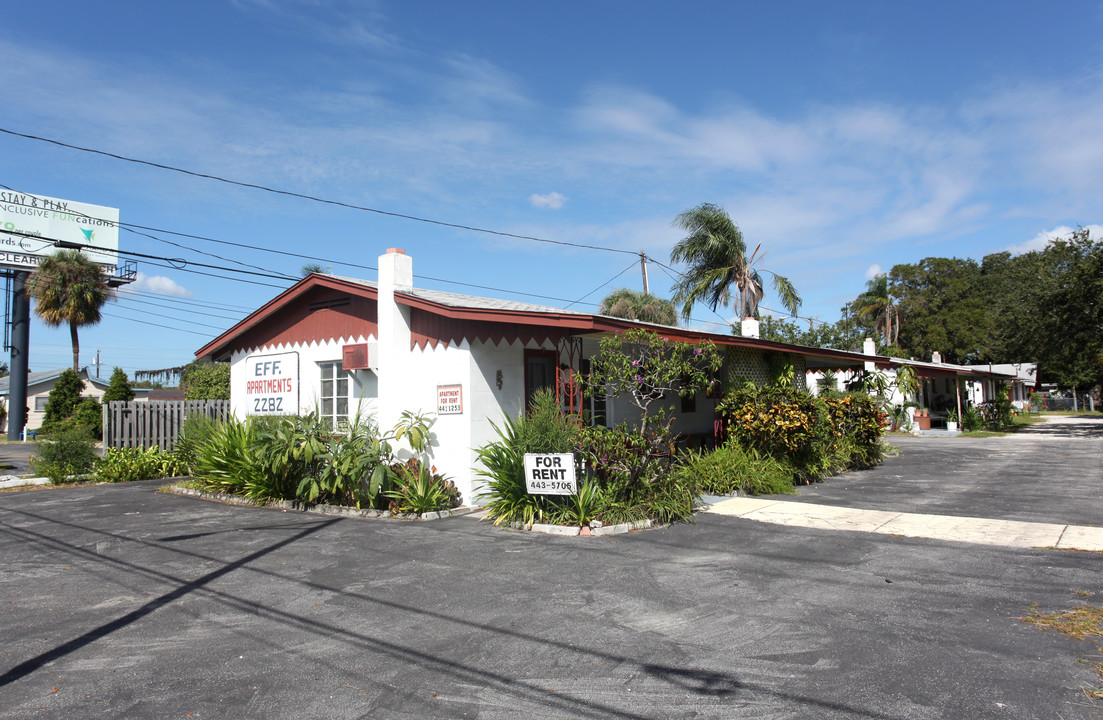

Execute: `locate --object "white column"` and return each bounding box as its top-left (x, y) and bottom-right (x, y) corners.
top-left (377, 248), bottom-right (413, 433)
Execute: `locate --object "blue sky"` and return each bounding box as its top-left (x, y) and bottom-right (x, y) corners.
top-left (4, 1), bottom-right (1102, 378)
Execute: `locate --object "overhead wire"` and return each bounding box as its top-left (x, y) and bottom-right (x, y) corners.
top-left (0, 127), bottom-right (640, 257)
top-left (564, 260), bottom-right (640, 309)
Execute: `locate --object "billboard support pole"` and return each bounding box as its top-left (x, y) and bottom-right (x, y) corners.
top-left (7, 271), bottom-right (29, 441)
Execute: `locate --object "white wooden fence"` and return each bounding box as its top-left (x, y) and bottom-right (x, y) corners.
top-left (102, 400), bottom-right (231, 450)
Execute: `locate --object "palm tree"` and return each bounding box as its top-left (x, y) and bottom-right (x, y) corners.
top-left (853, 274), bottom-right (900, 347)
top-left (669, 203), bottom-right (801, 322)
top-left (598, 288), bottom-right (679, 326)
top-left (301, 263), bottom-right (332, 277)
top-left (26, 249), bottom-right (111, 372)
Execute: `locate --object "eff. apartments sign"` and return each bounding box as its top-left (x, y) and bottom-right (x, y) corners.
top-left (243, 351), bottom-right (299, 415)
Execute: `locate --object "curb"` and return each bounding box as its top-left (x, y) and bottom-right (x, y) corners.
top-left (168, 485), bottom-right (477, 521)
top-left (506, 518), bottom-right (657, 536)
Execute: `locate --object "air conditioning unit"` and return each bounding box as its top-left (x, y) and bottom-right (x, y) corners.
top-left (343, 343), bottom-right (370, 370)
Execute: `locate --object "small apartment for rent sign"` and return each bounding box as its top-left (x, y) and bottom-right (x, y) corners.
top-left (437, 384), bottom-right (463, 415)
top-left (243, 352), bottom-right (299, 415)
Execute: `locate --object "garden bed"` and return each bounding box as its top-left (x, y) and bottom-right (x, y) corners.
top-left (168, 484), bottom-right (478, 521)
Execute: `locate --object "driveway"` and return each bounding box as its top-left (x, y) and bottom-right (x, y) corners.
top-left (770, 415), bottom-right (1103, 527)
top-left (0, 419), bottom-right (1100, 719)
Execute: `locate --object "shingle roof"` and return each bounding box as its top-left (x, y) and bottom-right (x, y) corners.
top-left (333, 275), bottom-right (592, 317)
top-left (0, 368), bottom-right (110, 396)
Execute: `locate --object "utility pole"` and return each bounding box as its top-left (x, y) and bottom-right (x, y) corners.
top-left (7, 271), bottom-right (29, 441)
top-left (94, 349), bottom-right (101, 378)
top-left (639, 250), bottom-right (649, 295)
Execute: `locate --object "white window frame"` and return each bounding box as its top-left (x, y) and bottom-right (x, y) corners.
top-left (318, 361), bottom-right (351, 430)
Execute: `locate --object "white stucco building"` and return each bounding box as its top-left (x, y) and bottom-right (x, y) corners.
top-left (196, 249), bottom-right (886, 503)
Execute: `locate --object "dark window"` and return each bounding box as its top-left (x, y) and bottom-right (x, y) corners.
top-left (524, 350), bottom-right (557, 413)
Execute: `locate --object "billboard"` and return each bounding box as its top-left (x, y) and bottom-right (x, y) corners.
top-left (0, 190), bottom-right (120, 273)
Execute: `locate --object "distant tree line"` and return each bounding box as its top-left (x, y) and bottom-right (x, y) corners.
top-left (759, 228), bottom-right (1102, 391)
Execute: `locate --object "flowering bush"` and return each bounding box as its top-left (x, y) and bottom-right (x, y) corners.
top-left (716, 384), bottom-right (888, 481)
top-left (587, 328), bottom-right (721, 430)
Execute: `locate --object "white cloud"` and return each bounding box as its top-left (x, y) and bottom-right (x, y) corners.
top-left (1005, 224), bottom-right (1103, 255)
top-left (129, 272), bottom-right (193, 298)
top-left (529, 192), bottom-right (566, 209)
top-left (865, 264), bottom-right (883, 279)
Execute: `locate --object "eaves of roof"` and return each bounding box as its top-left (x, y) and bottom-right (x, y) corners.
top-left (194, 273), bottom-right (892, 369)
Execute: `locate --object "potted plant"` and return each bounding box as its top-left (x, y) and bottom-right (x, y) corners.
top-left (946, 409), bottom-right (959, 432)
top-left (915, 407), bottom-right (931, 431)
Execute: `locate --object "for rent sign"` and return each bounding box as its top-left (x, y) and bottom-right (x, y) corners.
top-left (523, 453), bottom-right (577, 495)
top-left (436, 384), bottom-right (463, 415)
top-left (244, 352), bottom-right (299, 415)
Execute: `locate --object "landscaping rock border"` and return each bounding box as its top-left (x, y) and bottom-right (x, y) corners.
top-left (168, 485), bottom-right (477, 521)
top-left (506, 518), bottom-right (657, 536)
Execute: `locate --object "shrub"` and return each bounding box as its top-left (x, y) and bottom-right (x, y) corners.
top-left (93, 446), bottom-right (188, 483)
top-left (478, 393), bottom-right (702, 527)
top-left (31, 428), bottom-right (99, 484)
top-left (716, 385), bottom-right (888, 482)
top-left (821, 394), bottom-right (888, 468)
top-left (476, 412), bottom-right (556, 526)
top-left (716, 384), bottom-right (832, 481)
top-left (385, 458), bottom-right (460, 514)
top-left (672, 443), bottom-right (795, 496)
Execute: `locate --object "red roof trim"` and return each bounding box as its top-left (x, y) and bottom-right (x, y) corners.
top-left (195, 275), bottom-right (377, 360)
top-left (195, 276), bottom-right (890, 369)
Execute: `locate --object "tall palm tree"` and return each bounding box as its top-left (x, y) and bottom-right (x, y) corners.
top-left (669, 203), bottom-right (801, 322)
top-left (598, 288), bottom-right (679, 326)
top-left (26, 249), bottom-right (111, 372)
top-left (853, 274), bottom-right (900, 347)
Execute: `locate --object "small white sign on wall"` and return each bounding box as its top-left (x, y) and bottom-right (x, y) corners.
top-left (437, 384), bottom-right (463, 415)
top-left (524, 453), bottom-right (577, 495)
top-left (243, 351), bottom-right (299, 415)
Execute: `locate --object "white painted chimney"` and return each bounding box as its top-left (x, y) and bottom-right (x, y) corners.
top-left (378, 248), bottom-right (413, 432)
top-left (740, 317), bottom-right (760, 339)
top-left (863, 337), bottom-right (876, 371)
top-left (932, 351), bottom-right (942, 364)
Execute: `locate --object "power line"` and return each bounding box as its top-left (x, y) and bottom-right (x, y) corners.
top-left (0, 126), bottom-right (639, 257)
top-left (115, 294), bottom-right (243, 321)
top-left (565, 260), bottom-right (639, 309)
top-left (99, 311), bottom-right (213, 336)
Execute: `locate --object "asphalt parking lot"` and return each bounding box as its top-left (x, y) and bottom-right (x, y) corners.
top-left (0, 417), bottom-right (1100, 719)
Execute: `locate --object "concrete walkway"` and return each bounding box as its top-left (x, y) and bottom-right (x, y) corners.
top-left (703, 496), bottom-right (1103, 551)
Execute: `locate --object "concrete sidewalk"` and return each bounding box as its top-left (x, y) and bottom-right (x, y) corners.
top-left (703, 496), bottom-right (1103, 551)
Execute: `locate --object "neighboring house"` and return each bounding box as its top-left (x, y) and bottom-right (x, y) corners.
top-left (975, 363), bottom-right (1038, 407)
top-left (0, 368), bottom-right (109, 433)
top-left (0, 368), bottom-right (166, 433)
top-left (195, 249), bottom-right (888, 503)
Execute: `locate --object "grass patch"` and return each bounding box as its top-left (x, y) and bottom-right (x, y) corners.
top-left (1021, 601), bottom-right (1103, 699)
top-left (960, 430), bottom-right (1009, 438)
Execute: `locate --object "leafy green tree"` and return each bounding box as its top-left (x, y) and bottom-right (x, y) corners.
top-left (26, 250), bottom-right (111, 372)
top-left (101, 367), bottom-right (135, 404)
top-left (599, 288), bottom-right (679, 326)
top-left (181, 361), bottom-right (231, 400)
top-left (885, 257), bottom-right (989, 363)
top-left (669, 203), bottom-right (801, 322)
top-left (40, 369), bottom-right (85, 435)
top-left (758, 315), bottom-right (861, 351)
top-left (1011, 229), bottom-right (1103, 389)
